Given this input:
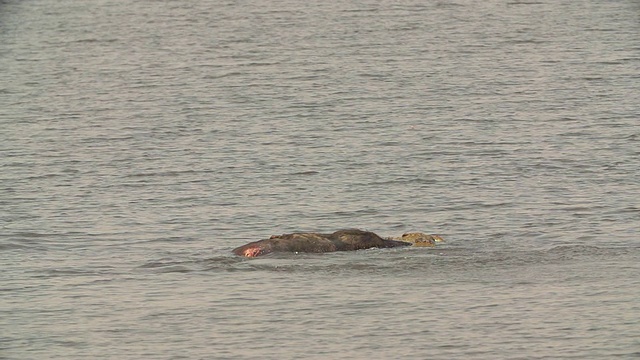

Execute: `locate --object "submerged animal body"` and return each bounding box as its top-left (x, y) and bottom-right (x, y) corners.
top-left (232, 229), bottom-right (443, 257)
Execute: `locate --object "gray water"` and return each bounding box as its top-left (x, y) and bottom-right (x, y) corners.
top-left (1, 0), bottom-right (639, 359)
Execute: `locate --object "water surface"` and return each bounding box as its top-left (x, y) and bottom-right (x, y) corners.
top-left (1, 0), bottom-right (639, 359)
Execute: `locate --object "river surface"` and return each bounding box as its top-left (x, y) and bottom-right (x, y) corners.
top-left (1, 0), bottom-right (639, 359)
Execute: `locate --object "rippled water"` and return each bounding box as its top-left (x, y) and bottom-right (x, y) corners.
top-left (1, 0), bottom-right (639, 359)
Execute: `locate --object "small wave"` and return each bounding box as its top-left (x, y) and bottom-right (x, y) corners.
top-left (289, 170), bottom-right (320, 176)
top-left (124, 169), bottom-right (208, 178)
top-left (11, 231), bottom-right (51, 238)
top-left (0, 241), bottom-right (47, 251)
top-left (544, 244), bottom-right (635, 260)
top-left (203, 71), bottom-right (242, 79)
top-left (507, 1), bottom-right (544, 5)
top-left (73, 38), bottom-right (117, 43)
top-left (141, 255), bottom-right (242, 273)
